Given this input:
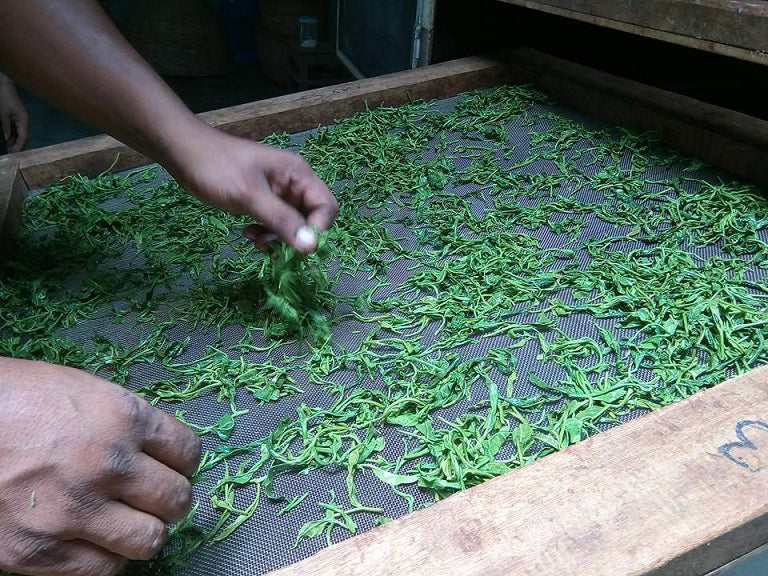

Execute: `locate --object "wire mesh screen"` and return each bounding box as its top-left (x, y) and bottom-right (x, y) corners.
top-left (1, 84), bottom-right (767, 576)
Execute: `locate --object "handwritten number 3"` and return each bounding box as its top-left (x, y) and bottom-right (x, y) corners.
top-left (718, 420), bottom-right (768, 473)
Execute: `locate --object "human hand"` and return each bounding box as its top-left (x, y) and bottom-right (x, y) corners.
top-left (167, 126), bottom-right (338, 254)
top-left (0, 73), bottom-right (28, 153)
top-left (0, 358), bottom-right (201, 576)
top-left (0, 3), bottom-right (335, 244)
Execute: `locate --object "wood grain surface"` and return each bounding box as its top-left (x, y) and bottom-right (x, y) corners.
top-left (494, 0), bottom-right (768, 64)
top-left (6, 54), bottom-right (515, 190)
top-left (2, 49), bottom-right (766, 196)
top-left (266, 365), bottom-right (768, 576)
top-left (0, 158), bottom-right (27, 262)
top-left (0, 45), bottom-right (766, 574)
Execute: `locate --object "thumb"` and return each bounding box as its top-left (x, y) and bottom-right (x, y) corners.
top-left (243, 189), bottom-right (317, 254)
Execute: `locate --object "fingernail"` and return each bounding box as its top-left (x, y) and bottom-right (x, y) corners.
top-left (295, 226), bottom-right (316, 250)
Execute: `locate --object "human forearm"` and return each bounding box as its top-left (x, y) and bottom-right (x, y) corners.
top-left (0, 0), bottom-right (338, 253)
top-left (0, 0), bottom-right (203, 169)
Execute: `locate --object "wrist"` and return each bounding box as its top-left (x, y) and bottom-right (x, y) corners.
top-left (135, 112), bottom-right (214, 180)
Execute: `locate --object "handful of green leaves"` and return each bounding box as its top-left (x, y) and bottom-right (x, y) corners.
top-left (260, 230), bottom-right (333, 342)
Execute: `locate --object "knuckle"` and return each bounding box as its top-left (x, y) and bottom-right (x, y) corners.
top-left (71, 444), bottom-right (136, 504)
top-left (65, 485), bottom-right (108, 525)
top-left (151, 473), bottom-right (194, 523)
top-left (60, 553), bottom-right (126, 576)
top-left (168, 427), bottom-right (202, 478)
top-left (149, 411), bottom-right (201, 473)
top-left (4, 531), bottom-right (63, 570)
top-left (127, 518), bottom-right (167, 561)
top-left (166, 478), bottom-right (194, 521)
top-left (181, 433), bottom-right (203, 473)
top-left (98, 444), bottom-right (135, 480)
top-left (117, 390), bottom-right (151, 428)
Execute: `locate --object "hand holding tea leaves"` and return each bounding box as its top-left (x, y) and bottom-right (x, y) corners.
top-left (0, 1), bottom-right (338, 253)
top-left (167, 129), bottom-right (338, 254)
top-left (0, 358), bottom-right (200, 576)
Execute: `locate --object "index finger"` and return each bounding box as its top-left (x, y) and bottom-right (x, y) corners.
top-left (297, 170), bottom-right (339, 233)
top-left (139, 403), bottom-right (201, 477)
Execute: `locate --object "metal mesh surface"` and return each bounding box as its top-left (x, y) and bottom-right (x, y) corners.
top-left (4, 85), bottom-right (767, 576)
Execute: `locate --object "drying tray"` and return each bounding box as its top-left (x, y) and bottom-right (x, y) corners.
top-left (1, 49), bottom-right (768, 576)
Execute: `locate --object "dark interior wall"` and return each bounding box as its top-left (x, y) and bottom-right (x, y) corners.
top-left (338, 0), bottom-right (419, 77)
top-left (432, 0), bottom-right (768, 120)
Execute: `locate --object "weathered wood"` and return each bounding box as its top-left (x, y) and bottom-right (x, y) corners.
top-left (8, 49), bottom-right (768, 197)
top-left (0, 157), bottom-right (18, 236)
top-left (11, 135), bottom-right (150, 193)
top-left (1, 45), bottom-right (766, 575)
top-left (0, 158), bottom-right (28, 263)
top-left (495, 0), bottom-right (768, 65)
top-left (266, 365), bottom-right (768, 576)
top-left (14, 55), bottom-right (517, 190)
top-left (199, 52), bottom-right (516, 139)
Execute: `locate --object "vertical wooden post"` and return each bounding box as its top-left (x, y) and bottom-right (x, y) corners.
top-left (0, 157), bottom-right (29, 264)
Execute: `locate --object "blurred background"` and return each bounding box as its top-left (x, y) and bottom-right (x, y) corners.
top-left (19, 0), bottom-right (767, 150)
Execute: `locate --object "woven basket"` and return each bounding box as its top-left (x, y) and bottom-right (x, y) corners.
top-left (119, 0), bottom-right (230, 76)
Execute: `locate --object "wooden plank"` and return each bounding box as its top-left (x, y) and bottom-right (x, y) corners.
top-left (14, 55), bottom-right (516, 190)
top-left (7, 49), bottom-right (768, 198)
top-left (198, 53), bottom-right (515, 139)
top-left (0, 157), bottom-right (29, 263)
top-left (266, 364), bottom-right (768, 576)
top-left (495, 0), bottom-right (768, 65)
top-left (12, 135), bottom-right (150, 193)
top-left (0, 157), bottom-right (18, 237)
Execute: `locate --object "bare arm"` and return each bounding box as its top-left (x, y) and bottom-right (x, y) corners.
top-left (0, 0), bottom-right (190, 166)
top-left (0, 0), bottom-right (338, 251)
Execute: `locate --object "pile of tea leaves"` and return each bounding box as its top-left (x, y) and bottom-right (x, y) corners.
top-left (1, 84), bottom-right (766, 576)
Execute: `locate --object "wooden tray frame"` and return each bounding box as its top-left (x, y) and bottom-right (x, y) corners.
top-left (494, 1), bottom-right (768, 65)
top-left (1, 48), bottom-right (766, 575)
